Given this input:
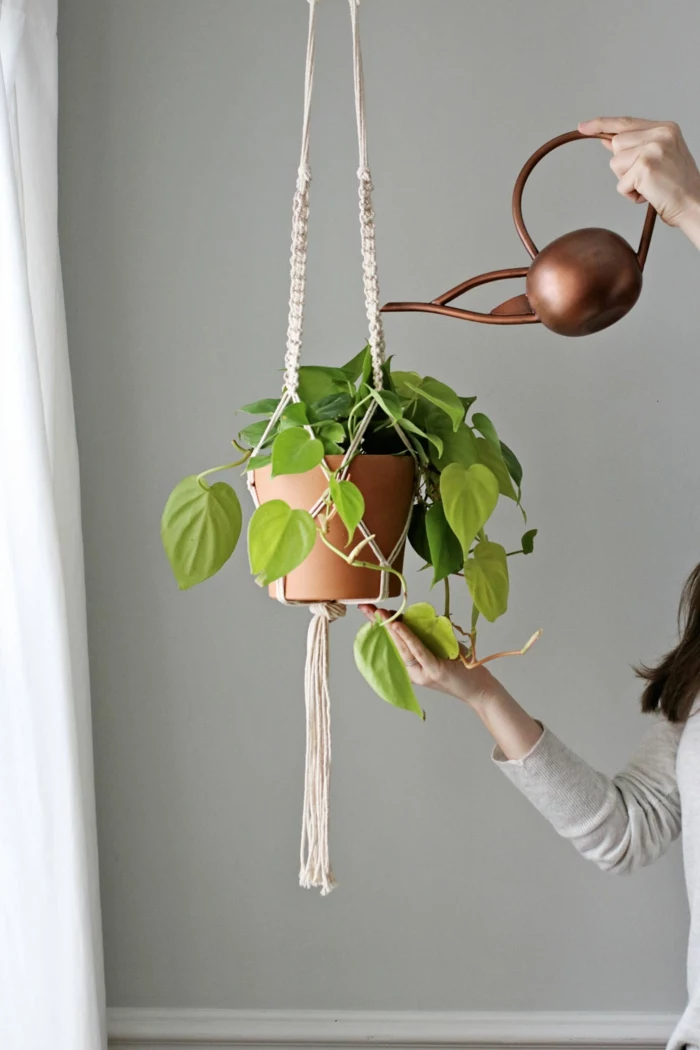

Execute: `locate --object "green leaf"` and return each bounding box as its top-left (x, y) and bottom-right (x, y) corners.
top-left (354, 620), bottom-right (424, 718)
top-left (472, 412), bottom-right (500, 448)
top-left (281, 402), bottom-right (310, 427)
top-left (161, 475), bottom-right (242, 590)
top-left (341, 346), bottom-right (370, 383)
top-left (239, 398), bottom-right (280, 415)
top-left (521, 528), bottom-right (537, 555)
top-left (408, 504), bottom-right (432, 564)
top-left (369, 387), bottom-right (403, 423)
top-left (464, 541), bottom-right (509, 622)
top-left (425, 501), bottom-right (463, 585)
top-left (239, 418), bottom-right (277, 448)
top-left (402, 602), bottom-right (459, 660)
top-left (248, 453), bottom-right (272, 470)
top-left (248, 500), bottom-right (316, 586)
top-left (475, 438), bottom-right (517, 501)
top-left (392, 370), bottom-right (423, 401)
top-left (426, 418), bottom-right (480, 471)
top-left (406, 377), bottom-right (465, 432)
top-left (399, 418), bottom-right (443, 458)
top-left (318, 422), bottom-right (346, 444)
top-left (500, 441), bottom-right (523, 488)
top-left (297, 366), bottom-right (349, 403)
top-left (361, 348), bottom-right (373, 385)
top-left (321, 440), bottom-right (346, 455)
top-left (271, 427), bottom-right (325, 477)
top-left (329, 478), bottom-right (365, 545)
top-left (440, 463), bottom-right (499, 558)
top-left (309, 393), bottom-right (354, 422)
top-left (459, 396), bottom-right (477, 414)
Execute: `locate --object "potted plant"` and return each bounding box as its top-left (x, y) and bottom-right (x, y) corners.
top-left (161, 344), bottom-right (538, 719)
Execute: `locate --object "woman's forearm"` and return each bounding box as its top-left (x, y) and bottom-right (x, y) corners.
top-left (458, 675), bottom-right (543, 760)
top-left (679, 198), bottom-right (700, 250)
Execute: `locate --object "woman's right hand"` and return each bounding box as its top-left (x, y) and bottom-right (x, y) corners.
top-left (358, 603), bottom-right (503, 709)
top-left (578, 117), bottom-right (700, 248)
top-left (359, 605), bottom-right (544, 760)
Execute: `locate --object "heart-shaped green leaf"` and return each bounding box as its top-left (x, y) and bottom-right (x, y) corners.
top-left (239, 398), bottom-right (280, 415)
top-left (408, 504), bottom-right (431, 564)
top-left (161, 475), bottom-right (242, 590)
top-left (472, 412), bottom-right (500, 448)
top-left (500, 441), bottom-right (523, 488)
top-left (354, 620), bottom-right (424, 718)
top-left (392, 370), bottom-right (423, 401)
top-left (521, 528), bottom-right (537, 555)
top-left (248, 453), bottom-right (272, 470)
top-left (399, 418), bottom-right (444, 458)
top-left (248, 500), bottom-right (316, 586)
top-left (425, 501), bottom-right (463, 584)
top-left (464, 541), bottom-right (509, 622)
top-left (369, 387), bottom-right (404, 423)
top-left (402, 602), bottom-right (459, 660)
top-left (440, 463), bottom-right (499, 558)
top-left (329, 478), bottom-right (365, 545)
top-left (318, 422), bottom-right (346, 444)
top-left (281, 402), bottom-right (310, 427)
top-left (271, 427), bottom-right (325, 477)
top-left (309, 393), bottom-right (354, 422)
top-left (296, 366), bottom-right (349, 403)
top-left (426, 419), bottom-right (480, 471)
top-left (340, 346), bottom-right (370, 383)
top-left (475, 438), bottom-right (517, 501)
top-left (406, 377), bottom-right (465, 432)
top-left (239, 418), bottom-right (278, 448)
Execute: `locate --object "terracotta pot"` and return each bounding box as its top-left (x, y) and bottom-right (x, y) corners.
top-left (252, 454), bottom-right (416, 603)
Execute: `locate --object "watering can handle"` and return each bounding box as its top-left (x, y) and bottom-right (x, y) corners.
top-left (512, 129), bottom-right (657, 269)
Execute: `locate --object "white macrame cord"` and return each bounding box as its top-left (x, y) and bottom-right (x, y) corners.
top-left (246, 0), bottom-right (415, 895)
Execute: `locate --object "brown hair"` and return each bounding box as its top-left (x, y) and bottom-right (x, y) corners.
top-left (638, 563), bottom-right (700, 723)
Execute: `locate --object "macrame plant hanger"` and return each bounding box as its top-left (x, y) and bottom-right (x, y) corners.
top-left (246, 0), bottom-right (416, 895)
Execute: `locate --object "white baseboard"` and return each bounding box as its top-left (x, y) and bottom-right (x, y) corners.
top-left (107, 1008), bottom-right (677, 1049)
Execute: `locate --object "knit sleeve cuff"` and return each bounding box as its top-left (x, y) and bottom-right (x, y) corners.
top-left (491, 725), bottom-right (578, 798)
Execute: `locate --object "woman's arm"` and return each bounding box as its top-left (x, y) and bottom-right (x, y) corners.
top-left (579, 117), bottom-right (700, 250)
top-left (360, 605), bottom-right (682, 874)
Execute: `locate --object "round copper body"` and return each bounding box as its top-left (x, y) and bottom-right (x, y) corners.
top-left (525, 227), bottom-right (643, 337)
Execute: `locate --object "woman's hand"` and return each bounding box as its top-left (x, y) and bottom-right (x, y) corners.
top-left (359, 605), bottom-right (544, 759)
top-left (358, 604), bottom-right (502, 708)
top-left (579, 117), bottom-right (700, 248)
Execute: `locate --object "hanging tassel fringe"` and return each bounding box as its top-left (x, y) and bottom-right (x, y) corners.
top-left (300, 602), bottom-right (346, 895)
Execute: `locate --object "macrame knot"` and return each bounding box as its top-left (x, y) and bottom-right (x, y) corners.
top-left (297, 163), bottom-right (312, 188)
top-left (357, 165), bottom-right (372, 184)
top-left (309, 601), bottom-right (346, 623)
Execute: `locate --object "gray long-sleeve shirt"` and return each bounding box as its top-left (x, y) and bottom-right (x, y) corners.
top-left (493, 713), bottom-right (699, 1050)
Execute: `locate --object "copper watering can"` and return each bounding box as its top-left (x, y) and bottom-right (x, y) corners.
top-left (382, 130), bottom-right (658, 337)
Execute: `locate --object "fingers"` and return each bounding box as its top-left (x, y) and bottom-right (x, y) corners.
top-left (391, 621), bottom-right (436, 668)
top-left (358, 604), bottom-right (441, 679)
top-left (360, 605), bottom-right (417, 664)
top-left (579, 116), bottom-right (658, 137)
top-left (616, 157), bottom-right (647, 203)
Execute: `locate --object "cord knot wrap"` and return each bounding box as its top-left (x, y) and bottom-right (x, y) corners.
top-left (300, 602), bottom-right (347, 895)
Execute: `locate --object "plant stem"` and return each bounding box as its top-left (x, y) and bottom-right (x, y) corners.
top-left (197, 455), bottom-right (250, 489)
top-left (317, 528), bottom-right (409, 623)
top-left (443, 576), bottom-right (451, 619)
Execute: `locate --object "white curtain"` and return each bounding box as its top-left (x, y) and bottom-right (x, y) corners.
top-left (0, 1), bottom-right (106, 1048)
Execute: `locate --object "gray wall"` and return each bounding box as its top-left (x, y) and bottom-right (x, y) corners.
top-left (58, 0), bottom-right (700, 1012)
